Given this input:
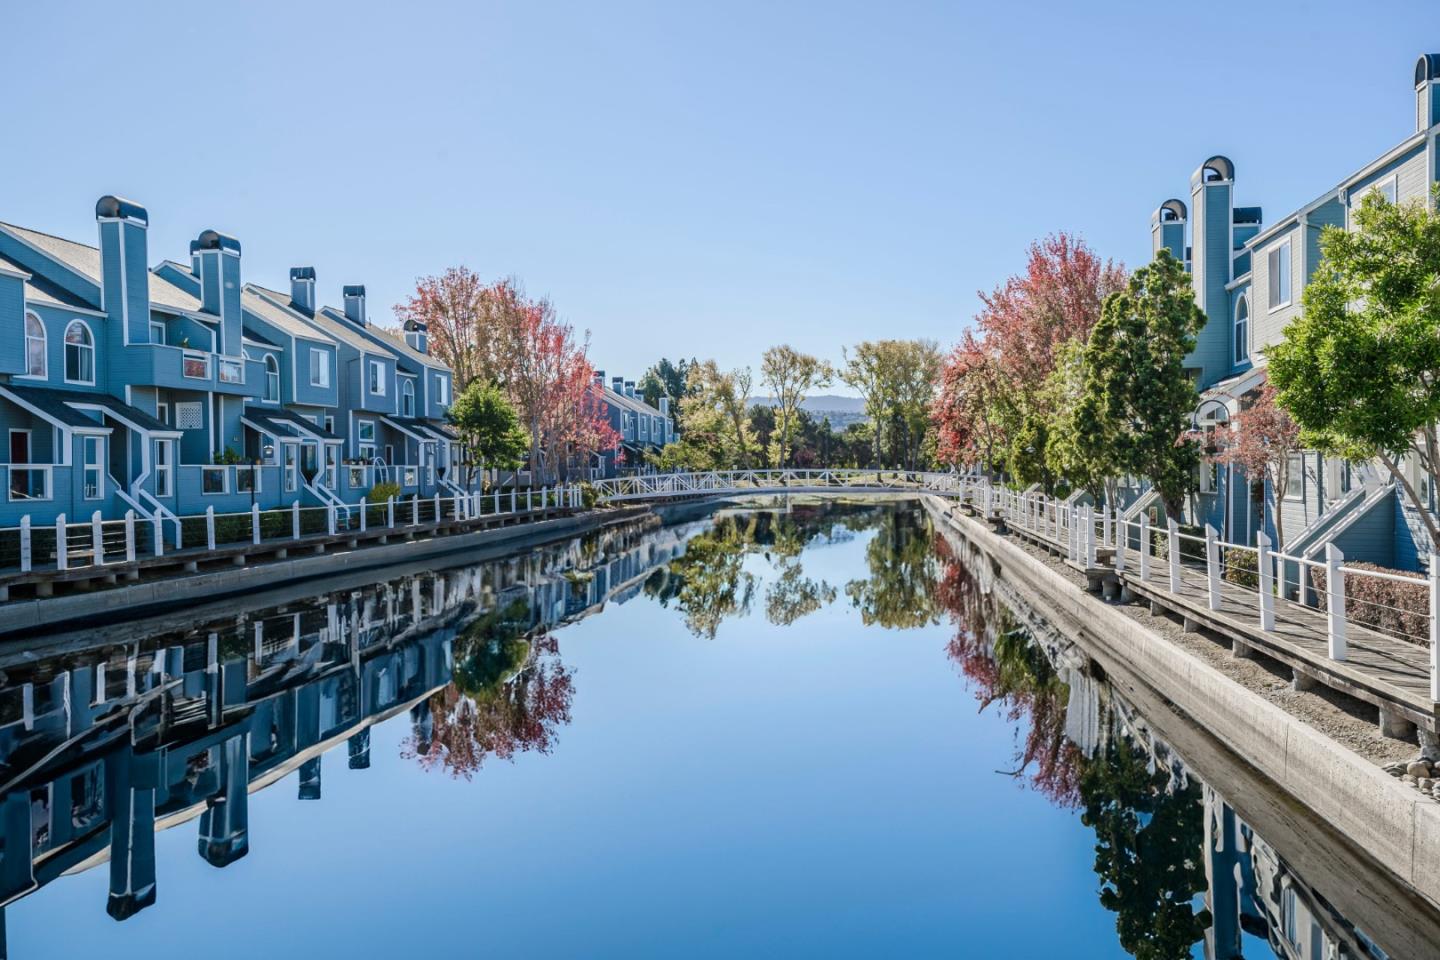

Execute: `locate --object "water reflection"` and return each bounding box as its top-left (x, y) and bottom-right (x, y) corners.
top-left (0, 511), bottom-right (701, 948)
top-left (0, 499), bottom-right (1429, 959)
top-left (935, 529), bottom-right (1407, 960)
top-left (645, 499), bottom-right (939, 637)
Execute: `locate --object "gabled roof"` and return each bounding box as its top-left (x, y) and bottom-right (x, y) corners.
top-left (0, 251), bottom-right (101, 313)
top-left (0, 222), bottom-right (102, 280)
top-left (368, 324), bottom-right (448, 373)
top-left (148, 272), bottom-right (204, 315)
top-left (307, 305), bottom-right (386, 355)
top-left (243, 405), bottom-right (341, 442)
top-left (3, 384), bottom-right (173, 433)
top-left (244, 285), bottom-right (337, 345)
top-left (603, 384), bottom-right (663, 418)
top-left (0, 223), bottom-right (213, 318)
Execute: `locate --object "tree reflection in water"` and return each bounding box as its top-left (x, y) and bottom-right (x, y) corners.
top-left (647, 499), bottom-right (942, 638)
top-left (405, 599), bottom-right (575, 780)
top-left (935, 533), bottom-right (1209, 960)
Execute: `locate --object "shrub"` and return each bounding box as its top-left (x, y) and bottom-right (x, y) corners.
top-left (368, 481), bottom-right (402, 504)
top-left (1223, 548), bottom-right (1258, 588)
top-left (1151, 523), bottom-right (1206, 564)
top-left (1311, 561), bottom-right (1429, 647)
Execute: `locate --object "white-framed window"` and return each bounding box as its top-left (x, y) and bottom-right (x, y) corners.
top-left (283, 443), bottom-right (298, 492)
top-left (182, 351), bottom-right (209, 379)
top-left (156, 401), bottom-right (169, 426)
top-left (82, 436), bottom-right (103, 500)
top-left (1285, 452), bottom-right (1304, 500)
top-left (64, 320), bottom-right (95, 384)
top-left (358, 419), bottom-right (376, 460)
top-left (148, 320), bottom-right (165, 345)
top-left (310, 348), bottom-right (330, 388)
top-left (153, 439), bottom-right (173, 498)
top-left (1267, 239), bottom-right (1292, 311)
top-left (1233, 296), bottom-right (1249, 364)
top-left (23, 313), bottom-right (45, 378)
top-left (218, 358), bottom-right (243, 384)
top-left (263, 355), bottom-right (280, 403)
top-left (436, 375), bottom-right (450, 407)
top-left (368, 359), bottom-right (386, 396)
top-left (325, 415), bottom-right (335, 436)
top-left (401, 379), bottom-right (415, 417)
top-left (1368, 173), bottom-right (1398, 205)
top-left (201, 465), bottom-right (228, 495)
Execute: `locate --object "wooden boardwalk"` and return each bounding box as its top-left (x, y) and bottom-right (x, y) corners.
top-left (1002, 517), bottom-right (1439, 735)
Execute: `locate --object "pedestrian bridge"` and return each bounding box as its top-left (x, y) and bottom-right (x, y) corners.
top-left (590, 469), bottom-right (969, 503)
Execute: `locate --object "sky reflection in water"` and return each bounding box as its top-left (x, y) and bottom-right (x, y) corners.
top-left (1, 500), bottom-right (1402, 958)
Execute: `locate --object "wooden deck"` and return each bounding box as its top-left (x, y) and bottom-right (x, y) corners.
top-left (998, 516), bottom-right (1439, 735)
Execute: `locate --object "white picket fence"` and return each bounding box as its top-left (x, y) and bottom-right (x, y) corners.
top-left (0, 485), bottom-right (584, 577)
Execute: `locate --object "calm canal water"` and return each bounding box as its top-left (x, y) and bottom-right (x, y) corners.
top-left (0, 499), bottom-right (1430, 958)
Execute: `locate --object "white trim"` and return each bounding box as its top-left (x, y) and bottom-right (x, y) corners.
top-left (62, 318), bottom-right (96, 385)
top-left (22, 310), bottom-right (46, 380)
top-left (1265, 238), bottom-right (1293, 312)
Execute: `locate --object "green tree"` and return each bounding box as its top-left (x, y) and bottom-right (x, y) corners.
top-left (1079, 730), bottom-right (1210, 960)
top-left (448, 380), bottom-right (530, 488)
top-left (761, 345), bottom-right (834, 468)
top-left (639, 357), bottom-right (694, 422)
top-left (1079, 249), bottom-right (1203, 516)
top-left (1269, 187), bottom-right (1440, 549)
top-left (1045, 339), bottom-right (1124, 501)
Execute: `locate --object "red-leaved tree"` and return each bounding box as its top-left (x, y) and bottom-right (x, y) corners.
top-left (1211, 383), bottom-right (1303, 547)
top-left (392, 266), bottom-right (493, 390)
top-left (931, 233), bottom-right (1125, 472)
top-left (502, 293), bottom-right (620, 482)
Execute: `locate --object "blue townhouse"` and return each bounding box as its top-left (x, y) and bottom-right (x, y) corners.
top-left (1145, 51), bottom-right (1440, 574)
top-left (0, 195), bottom-right (462, 537)
top-left (593, 371), bottom-right (674, 477)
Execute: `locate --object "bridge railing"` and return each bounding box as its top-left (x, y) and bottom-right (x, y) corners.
top-left (590, 469), bottom-right (972, 502)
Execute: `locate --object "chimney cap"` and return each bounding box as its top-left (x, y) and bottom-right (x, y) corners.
top-left (95, 195), bottom-right (148, 225)
top-left (1152, 198), bottom-right (1187, 225)
top-left (195, 229), bottom-right (241, 255)
top-left (290, 266), bottom-right (316, 282)
top-left (343, 284), bottom-right (366, 299)
top-left (403, 317), bottom-right (427, 332)
top-left (1417, 54), bottom-right (1440, 87)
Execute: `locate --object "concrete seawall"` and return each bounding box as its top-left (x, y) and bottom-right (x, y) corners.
top-left (923, 494), bottom-right (1440, 912)
top-left (0, 506), bottom-right (654, 640)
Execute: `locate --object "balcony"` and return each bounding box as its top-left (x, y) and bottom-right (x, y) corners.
top-left (125, 344), bottom-right (264, 398)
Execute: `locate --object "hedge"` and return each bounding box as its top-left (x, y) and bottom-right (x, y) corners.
top-left (1311, 561), bottom-right (1429, 647)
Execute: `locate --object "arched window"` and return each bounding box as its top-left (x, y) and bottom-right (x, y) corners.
top-left (1233, 296), bottom-right (1250, 364)
top-left (24, 313), bottom-right (45, 378)
top-left (64, 321), bottom-right (94, 384)
top-left (264, 355), bottom-right (280, 402)
top-left (401, 379), bottom-right (415, 418)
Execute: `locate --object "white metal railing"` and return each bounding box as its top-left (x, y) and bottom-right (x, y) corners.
top-left (0, 484), bottom-right (586, 582)
top-left (591, 469), bottom-right (968, 502)
top-left (960, 479), bottom-right (1440, 702)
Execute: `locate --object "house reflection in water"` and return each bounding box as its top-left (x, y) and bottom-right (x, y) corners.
top-left (0, 510), bottom-right (701, 952)
top-left (935, 525), bottom-right (1411, 960)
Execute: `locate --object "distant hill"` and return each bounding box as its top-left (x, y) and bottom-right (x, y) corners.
top-left (752, 394), bottom-right (868, 428)
top-left (752, 394), bottom-right (867, 415)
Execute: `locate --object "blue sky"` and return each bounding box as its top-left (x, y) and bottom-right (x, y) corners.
top-left (7, 1), bottom-right (1434, 384)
